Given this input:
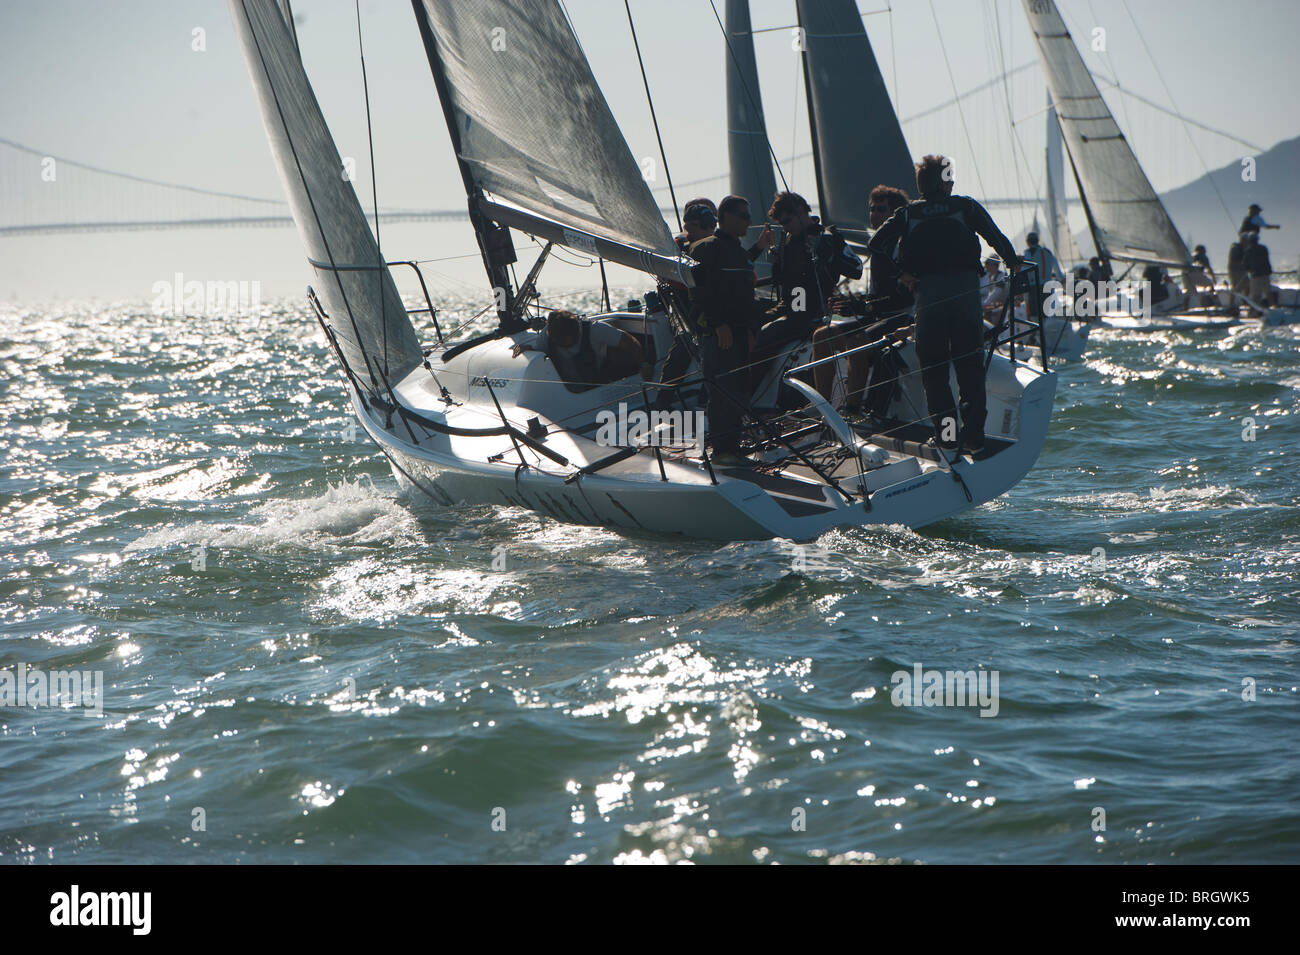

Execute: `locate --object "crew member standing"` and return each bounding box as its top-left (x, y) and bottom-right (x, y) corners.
top-left (868, 155), bottom-right (1021, 454)
top-left (1227, 232), bottom-right (1249, 299)
top-left (1022, 231), bottom-right (1062, 321)
top-left (657, 198), bottom-right (771, 409)
top-left (687, 195), bottom-right (767, 466)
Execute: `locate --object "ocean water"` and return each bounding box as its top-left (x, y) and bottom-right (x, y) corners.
top-left (1, 293), bottom-right (1297, 865)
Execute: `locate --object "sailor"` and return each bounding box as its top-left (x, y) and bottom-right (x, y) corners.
top-left (1022, 231), bottom-right (1063, 321)
top-left (687, 195), bottom-right (768, 466)
top-left (1141, 265), bottom-right (1185, 313)
top-left (1227, 232), bottom-right (1249, 298)
top-left (980, 255), bottom-right (1009, 313)
top-left (513, 309), bottom-right (650, 390)
top-left (1242, 232), bottom-right (1275, 313)
top-left (868, 155), bottom-right (1021, 454)
top-left (811, 184), bottom-right (912, 419)
top-left (656, 198), bottom-right (771, 409)
top-left (1185, 244), bottom-right (1216, 304)
top-left (1087, 256), bottom-right (1112, 285)
top-left (1240, 203), bottom-right (1281, 235)
top-left (756, 191), bottom-right (863, 357)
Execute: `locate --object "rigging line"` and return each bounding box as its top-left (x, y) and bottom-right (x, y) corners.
top-left (927, 0), bottom-right (988, 199)
top-left (888, 2), bottom-right (899, 114)
top-left (1118, 0), bottom-right (1237, 232)
top-left (0, 135), bottom-right (286, 206)
top-left (706, 0), bottom-right (790, 192)
top-left (990, 0), bottom-right (1040, 215)
top-left (355, 0), bottom-right (388, 376)
top-left (624, 0), bottom-right (681, 231)
top-left (1081, 0), bottom-right (1135, 137)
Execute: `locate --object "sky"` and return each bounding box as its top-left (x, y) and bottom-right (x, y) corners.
top-left (1, 0), bottom-right (1298, 302)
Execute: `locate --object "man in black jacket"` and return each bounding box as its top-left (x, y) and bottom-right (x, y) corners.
top-left (1243, 232), bottom-right (1275, 313)
top-left (688, 195), bottom-right (768, 465)
top-left (867, 155), bottom-right (1020, 454)
top-left (1227, 233), bottom-right (1248, 298)
top-left (756, 191), bottom-right (863, 355)
top-left (811, 184), bottom-right (912, 417)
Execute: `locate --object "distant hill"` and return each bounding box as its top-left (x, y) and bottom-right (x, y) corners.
top-left (1161, 135), bottom-right (1300, 266)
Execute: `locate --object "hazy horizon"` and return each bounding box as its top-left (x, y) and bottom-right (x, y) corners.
top-left (3, 0), bottom-right (1298, 302)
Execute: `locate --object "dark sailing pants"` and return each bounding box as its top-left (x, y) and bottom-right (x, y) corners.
top-left (655, 332), bottom-right (694, 408)
top-left (700, 330), bottom-right (752, 453)
top-left (914, 272), bottom-right (985, 446)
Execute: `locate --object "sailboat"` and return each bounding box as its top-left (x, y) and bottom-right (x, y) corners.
top-left (228, 0), bottom-right (1056, 540)
top-left (1020, 0), bottom-right (1252, 332)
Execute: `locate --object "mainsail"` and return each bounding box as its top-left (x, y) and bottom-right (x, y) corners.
top-left (229, 0), bottom-right (422, 389)
top-left (796, 0), bottom-right (914, 246)
top-left (1021, 0), bottom-right (1189, 268)
top-left (413, 0), bottom-right (687, 285)
top-left (724, 0), bottom-right (777, 236)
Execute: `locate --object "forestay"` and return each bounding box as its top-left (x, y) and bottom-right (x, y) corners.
top-left (1021, 0), bottom-right (1189, 268)
top-left (796, 0), bottom-right (914, 246)
top-left (416, 0), bottom-right (686, 283)
top-left (229, 0), bottom-right (422, 387)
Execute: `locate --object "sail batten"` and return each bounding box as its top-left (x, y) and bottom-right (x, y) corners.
top-left (415, 0), bottom-right (679, 275)
top-left (1021, 0), bottom-right (1189, 268)
top-left (229, 0), bottom-right (422, 386)
top-left (795, 0), bottom-right (913, 242)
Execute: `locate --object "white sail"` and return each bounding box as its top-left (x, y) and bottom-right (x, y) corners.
top-left (415, 0), bottom-right (686, 283)
top-left (1021, 0), bottom-right (1189, 268)
top-left (229, 0), bottom-right (422, 387)
top-left (725, 0), bottom-right (778, 234)
top-left (1044, 91), bottom-right (1081, 264)
top-left (796, 0), bottom-right (914, 246)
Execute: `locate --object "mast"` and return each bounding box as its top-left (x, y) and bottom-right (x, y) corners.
top-left (410, 0), bottom-right (519, 330)
top-left (796, 4), bottom-right (829, 223)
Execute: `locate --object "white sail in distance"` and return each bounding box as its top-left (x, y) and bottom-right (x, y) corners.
top-left (1021, 0), bottom-right (1189, 268)
top-left (1045, 91), bottom-right (1082, 265)
top-left (228, 0), bottom-right (423, 387)
top-left (415, 0), bottom-right (687, 284)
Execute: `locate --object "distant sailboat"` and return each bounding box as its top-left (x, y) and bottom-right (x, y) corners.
top-left (228, 0), bottom-right (1057, 539)
top-left (1020, 0), bottom-right (1247, 331)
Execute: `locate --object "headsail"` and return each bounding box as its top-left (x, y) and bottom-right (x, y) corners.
top-left (413, 0), bottom-right (688, 284)
top-left (1044, 91), bottom-right (1081, 264)
top-left (1021, 0), bottom-right (1189, 268)
top-left (796, 0), bottom-right (914, 246)
top-left (229, 0), bottom-right (422, 388)
top-left (724, 0), bottom-right (777, 239)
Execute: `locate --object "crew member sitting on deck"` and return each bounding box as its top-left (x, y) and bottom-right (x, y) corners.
top-left (811, 184), bottom-right (912, 422)
top-left (513, 309), bottom-right (650, 392)
top-left (756, 191), bottom-right (863, 358)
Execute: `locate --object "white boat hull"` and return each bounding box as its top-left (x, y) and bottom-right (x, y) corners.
top-left (347, 314), bottom-right (1057, 541)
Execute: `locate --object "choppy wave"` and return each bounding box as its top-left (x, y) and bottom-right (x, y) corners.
top-left (1, 297), bottom-right (1297, 864)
